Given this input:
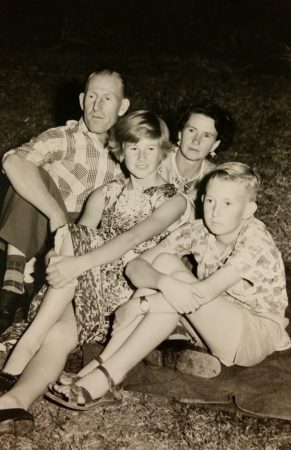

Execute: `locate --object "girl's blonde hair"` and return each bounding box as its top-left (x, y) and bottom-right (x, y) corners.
top-left (109, 110), bottom-right (172, 161)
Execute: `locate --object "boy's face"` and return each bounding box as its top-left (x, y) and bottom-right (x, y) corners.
top-left (178, 113), bottom-right (221, 161)
top-left (79, 73), bottom-right (129, 137)
top-left (203, 178), bottom-right (256, 244)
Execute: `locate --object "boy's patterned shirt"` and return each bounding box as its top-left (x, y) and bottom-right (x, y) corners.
top-left (2, 118), bottom-right (123, 213)
top-left (160, 217), bottom-right (289, 326)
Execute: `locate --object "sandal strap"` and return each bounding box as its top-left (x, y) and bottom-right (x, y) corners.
top-left (98, 365), bottom-right (121, 400)
top-left (94, 355), bottom-right (103, 365)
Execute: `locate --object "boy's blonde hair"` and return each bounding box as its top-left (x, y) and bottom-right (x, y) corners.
top-left (109, 110), bottom-right (172, 161)
top-left (206, 162), bottom-right (261, 201)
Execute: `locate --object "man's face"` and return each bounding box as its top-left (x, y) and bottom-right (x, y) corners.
top-left (203, 178), bottom-right (255, 244)
top-left (80, 73), bottom-right (129, 136)
top-left (178, 113), bottom-right (220, 161)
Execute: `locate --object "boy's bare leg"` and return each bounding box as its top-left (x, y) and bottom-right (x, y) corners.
top-left (0, 303), bottom-right (78, 410)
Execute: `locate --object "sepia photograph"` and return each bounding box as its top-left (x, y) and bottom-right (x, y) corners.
top-left (0, 0), bottom-right (290, 448)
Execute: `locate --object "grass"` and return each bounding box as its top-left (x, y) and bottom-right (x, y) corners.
top-left (0, 44), bottom-right (290, 449)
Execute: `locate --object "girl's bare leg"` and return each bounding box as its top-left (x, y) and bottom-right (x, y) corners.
top-left (3, 233), bottom-right (76, 376)
top-left (77, 253), bottom-right (192, 377)
top-left (63, 304), bottom-right (180, 400)
top-left (0, 303), bottom-right (78, 410)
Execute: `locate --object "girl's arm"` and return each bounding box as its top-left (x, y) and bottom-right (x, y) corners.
top-left (47, 194), bottom-right (188, 287)
top-left (77, 186), bottom-right (105, 228)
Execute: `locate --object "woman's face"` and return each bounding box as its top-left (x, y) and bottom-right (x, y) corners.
top-left (178, 113), bottom-right (220, 162)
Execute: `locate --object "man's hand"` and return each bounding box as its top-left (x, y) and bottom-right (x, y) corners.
top-left (46, 255), bottom-right (86, 287)
top-left (112, 298), bottom-right (141, 335)
top-left (158, 275), bottom-right (204, 314)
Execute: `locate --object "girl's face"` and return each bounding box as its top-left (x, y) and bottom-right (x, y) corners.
top-left (123, 138), bottom-right (162, 181)
top-left (178, 113), bottom-right (220, 161)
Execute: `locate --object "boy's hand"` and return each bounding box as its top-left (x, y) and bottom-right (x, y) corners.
top-left (158, 275), bottom-right (204, 314)
top-left (112, 299), bottom-right (141, 335)
top-left (46, 255), bottom-right (85, 287)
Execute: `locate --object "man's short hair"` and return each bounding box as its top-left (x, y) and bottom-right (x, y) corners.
top-left (206, 162), bottom-right (261, 201)
top-left (83, 68), bottom-right (126, 98)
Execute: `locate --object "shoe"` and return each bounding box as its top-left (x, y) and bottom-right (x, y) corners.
top-left (0, 290), bottom-right (23, 334)
top-left (143, 340), bottom-right (190, 369)
top-left (0, 408), bottom-right (34, 437)
top-left (45, 365), bottom-right (122, 411)
top-left (57, 355), bottom-right (103, 386)
top-left (0, 372), bottom-right (20, 393)
top-left (163, 345), bottom-right (221, 379)
top-left (144, 341), bottom-right (221, 379)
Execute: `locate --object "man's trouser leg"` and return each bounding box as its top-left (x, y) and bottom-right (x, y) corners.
top-left (0, 168), bottom-right (76, 333)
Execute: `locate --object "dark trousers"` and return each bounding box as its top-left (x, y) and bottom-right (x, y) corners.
top-left (0, 168), bottom-right (79, 261)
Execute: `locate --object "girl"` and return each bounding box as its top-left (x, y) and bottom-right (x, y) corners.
top-left (43, 103), bottom-right (235, 291)
top-left (0, 110), bottom-right (190, 435)
top-left (47, 163), bottom-right (290, 412)
top-left (45, 103), bottom-right (236, 378)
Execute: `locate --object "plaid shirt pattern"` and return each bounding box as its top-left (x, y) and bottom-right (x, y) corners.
top-left (3, 118), bottom-right (123, 213)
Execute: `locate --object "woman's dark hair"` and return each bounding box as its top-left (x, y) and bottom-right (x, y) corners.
top-left (177, 103), bottom-right (236, 151)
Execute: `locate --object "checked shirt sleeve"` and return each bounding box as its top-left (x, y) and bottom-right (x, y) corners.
top-left (2, 127), bottom-right (66, 168)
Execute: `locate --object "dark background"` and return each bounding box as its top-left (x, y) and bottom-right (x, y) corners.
top-left (0, 0), bottom-right (290, 59)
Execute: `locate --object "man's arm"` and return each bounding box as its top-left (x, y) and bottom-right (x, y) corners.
top-left (3, 155), bottom-right (67, 232)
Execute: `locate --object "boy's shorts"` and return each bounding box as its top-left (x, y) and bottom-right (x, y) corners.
top-left (234, 308), bottom-right (288, 367)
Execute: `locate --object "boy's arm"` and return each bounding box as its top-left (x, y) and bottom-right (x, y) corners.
top-left (47, 194), bottom-right (187, 287)
top-left (126, 257), bottom-right (243, 313)
top-left (191, 266), bottom-right (242, 305)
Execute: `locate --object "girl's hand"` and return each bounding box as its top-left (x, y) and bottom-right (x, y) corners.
top-left (159, 276), bottom-right (204, 314)
top-left (46, 255), bottom-right (86, 288)
top-left (112, 299), bottom-right (141, 335)
top-left (45, 248), bottom-right (57, 266)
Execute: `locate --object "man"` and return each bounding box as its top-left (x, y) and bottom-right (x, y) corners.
top-left (0, 69), bottom-right (130, 333)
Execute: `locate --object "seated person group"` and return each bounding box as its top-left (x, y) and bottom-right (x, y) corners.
top-left (0, 68), bottom-right (289, 434)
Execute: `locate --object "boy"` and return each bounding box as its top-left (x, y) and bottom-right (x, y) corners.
top-left (45, 162), bottom-right (291, 411)
top-left (125, 162), bottom-right (291, 370)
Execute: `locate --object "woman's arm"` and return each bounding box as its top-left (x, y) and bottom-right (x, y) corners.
top-left (47, 194), bottom-right (187, 287)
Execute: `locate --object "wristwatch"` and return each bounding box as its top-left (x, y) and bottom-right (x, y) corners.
top-left (140, 296), bottom-right (150, 314)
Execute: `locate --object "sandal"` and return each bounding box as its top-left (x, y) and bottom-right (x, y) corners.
top-left (0, 408), bottom-right (34, 437)
top-left (58, 355), bottom-right (103, 386)
top-left (45, 365), bottom-right (121, 411)
top-left (0, 372), bottom-right (20, 393)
